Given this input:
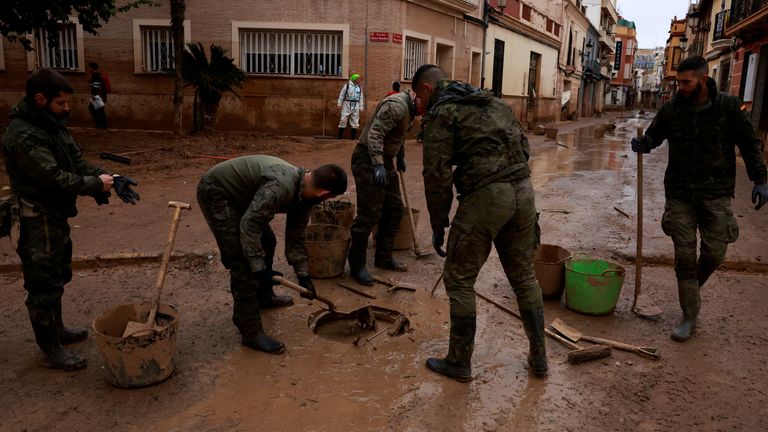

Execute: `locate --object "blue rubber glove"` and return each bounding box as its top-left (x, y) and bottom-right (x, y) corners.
top-left (373, 165), bottom-right (388, 187)
top-left (631, 137), bottom-right (653, 153)
top-left (752, 183), bottom-right (768, 210)
top-left (432, 230), bottom-right (447, 257)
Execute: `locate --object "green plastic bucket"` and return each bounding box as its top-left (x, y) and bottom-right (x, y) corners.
top-left (564, 258), bottom-right (626, 315)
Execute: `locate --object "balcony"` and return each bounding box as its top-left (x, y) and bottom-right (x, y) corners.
top-left (709, 9), bottom-right (734, 52)
top-left (584, 59), bottom-right (603, 79)
top-left (428, 0), bottom-right (480, 14)
top-left (727, 0), bottom-right (768, 33)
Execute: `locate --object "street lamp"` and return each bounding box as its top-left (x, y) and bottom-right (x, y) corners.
top-left (686, 11), bottom-right (701, 31)
top-left (680, 35), bottom-right (688, 51)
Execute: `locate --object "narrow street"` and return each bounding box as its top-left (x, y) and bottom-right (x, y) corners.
top-left (1, 112), bottom-right (766, 431)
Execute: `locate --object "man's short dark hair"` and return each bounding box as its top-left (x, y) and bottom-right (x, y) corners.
top-left (25, 69), bottom-right (75, 100)
top-left (88, 62), bottom-right (100, 70)
top-left (312, 164), bottom-right (347, 196)
top-left (677, 56), bottom-right (708, 75)
top-left (412, 64), bottom-right (445, 88)
top-left (392, 82), bottom-right (400, 91)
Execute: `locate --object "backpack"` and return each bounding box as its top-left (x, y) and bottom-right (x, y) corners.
top-left (102, 73), bottom-right (112, 93)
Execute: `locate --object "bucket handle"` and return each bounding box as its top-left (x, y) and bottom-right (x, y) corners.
top-left (601, 269), bottom-right (625, 277)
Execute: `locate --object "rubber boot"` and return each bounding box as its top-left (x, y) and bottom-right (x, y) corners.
top-left (27, 305), bottom-right (87, 370)
top-left (348, 234), bottom-right (374, 285)
top-left (235, 313), bottom-right (285, 354)
top-left (426, 314), bottom-right (475, 382)
top-left (54, 298), bottom-right (88, 345)
top-left (374, 227), bottom-right (407, 272)
top-left (338, 127), bottom-right (345, 139)
top-left (671, 279), bottom-right (700, 342)
top-left (520, 308), bottom-right (549, 376)
top-left (697, 257), bottom-right (720, 288)
top-left (258, 280), bottom-right (294, 310)
top-left (350, 128), bottom-right (357, 140)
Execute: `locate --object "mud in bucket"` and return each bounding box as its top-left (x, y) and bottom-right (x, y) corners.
top-left (92, 303), bottom-right (179, 388)
top-left (534, 244), bottom-right (572, 300)
top-left (564, 258), bottom-right (626, 315)
top-left (305, 224), bottom-right (351, 278)
top-left (310, 198), bottom-right (356, 229)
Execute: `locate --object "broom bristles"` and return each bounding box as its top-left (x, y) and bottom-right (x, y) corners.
top-left (567, 344), bottom-right (612, 364)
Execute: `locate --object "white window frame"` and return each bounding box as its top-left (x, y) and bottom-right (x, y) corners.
top-left (402, 30), bottom-right (432, 81)
top-left (434, 37), bottom-right (456, 79)
top-left (26, 19), bottom-right (85, 72)
top-left (231, 22), bottom-right (349, 78)
top-left (132, 19), bottom-right (191, 74)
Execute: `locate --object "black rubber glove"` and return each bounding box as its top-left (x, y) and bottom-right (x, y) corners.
top-left (373, 165), bottom-right (388, 187)
top-left (752, 183), bottom-right (768, 210)
top-left (93, 191), bottom-right (111, 206)
top-left (297, 273), bottom-right (316, 299)
top-left (432, 229), bottom-right (447, 257)
top-left (255, 269), bottom-right (283, 287)
top-left (396, 148), bottom-right (406, 173)
top-left (113, 175), bottom-right (140, 204)
top-left (631, 137), bottom-right (654, 153)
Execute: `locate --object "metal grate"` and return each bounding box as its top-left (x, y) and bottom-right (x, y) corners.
top-left (404, 37), bottom-right (427, 80)
top-left (240, 30), bottom-right (342, 76)
top-left (141, 27), bottom-right (175, 73)
top-left (35, 25), bottom-right (78, 70)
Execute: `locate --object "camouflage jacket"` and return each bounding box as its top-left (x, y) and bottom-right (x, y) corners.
top-left (421, 80), bottom-right (531, 232)
top-left (205, 155), bottom-right (312, 274)
top-left (645, 78), bottom-right (767, 200)
top-left (2, 98), bottom-right (106, 219)
top-left (357, 91), bottom-right (415, 170)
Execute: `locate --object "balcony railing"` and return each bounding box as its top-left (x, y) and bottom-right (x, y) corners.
top-left (713, 9), bottom-right (729, 40)
top-left (728, 0), bottom-right (768, 27)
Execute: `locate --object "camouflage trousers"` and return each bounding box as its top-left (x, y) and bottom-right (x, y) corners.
top-left (197, 175), bottom-right (276, 333)
top-left (16, 212), bottom-right (71, 309)
top-left (661, 197), bottom-right (739, 283)
top-left (349, 145), bottom-right (404, 259)
top-left (443, 179), bottom-right (543, 320)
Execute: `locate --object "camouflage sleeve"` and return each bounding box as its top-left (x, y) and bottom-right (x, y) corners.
top-left (8, 131), bottom-right (103, 195)
top-left (285, 204), bottom-right (311, 274)
top-left (366, 100), bottom-right (406, 166)
top-left (729, 99), bottom-right (768, 184)
top-left (71, 140), bottom-right (108, 178)
top-left (521, 131), bottom-right (531, 161)
top-left (240, 179), bottom-right (292, 272)
top-left (644, 106), bottom-right (669, 147)
top-left (421, 106), bottom-right (455, 232)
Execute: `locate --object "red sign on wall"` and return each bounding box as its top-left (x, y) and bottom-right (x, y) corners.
top-left (370, 32), bottom-right (390, 42)
top-left (392, 33), bottom-right (403, 44)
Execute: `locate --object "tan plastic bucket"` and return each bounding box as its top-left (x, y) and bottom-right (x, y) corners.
top-left (373, 208), bottom-right (420, 250)
top-left (305, 224), bottom-right (351, 278)
top-left (310, 199), bottom-right (356, 229)
top-left (534, 244), bottom-right (572, 300)
top-left (92, 303), bottom-right (178, 388)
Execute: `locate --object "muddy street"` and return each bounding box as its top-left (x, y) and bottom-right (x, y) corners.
top-left (1, 112), bottom-right (767, 432)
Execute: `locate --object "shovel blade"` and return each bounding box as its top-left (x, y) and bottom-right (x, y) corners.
top-left (550, 318), bottom-right (583, 342)
top-left (633, 294), bottom-right (663, 320)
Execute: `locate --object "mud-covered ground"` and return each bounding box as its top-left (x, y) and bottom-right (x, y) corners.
top-left (1, 113), bottom-right (767, 431)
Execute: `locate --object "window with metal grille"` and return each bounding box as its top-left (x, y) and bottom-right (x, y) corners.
top-left (239, 30), bottom-right (342, 76)
top-left (35, 25), bottom-right (79, 70)
top-left (141, 27), bottom-right (175, 73)
top-left (404, 37), bottom-right (427, 80)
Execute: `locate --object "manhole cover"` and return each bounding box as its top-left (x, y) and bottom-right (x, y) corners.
top-left (309, 305), bottom-right (410, 346)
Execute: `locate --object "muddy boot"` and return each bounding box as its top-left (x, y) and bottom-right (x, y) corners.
top-left (54, 298), bottom-right (88, 345)
top-left (374, 229), bottom-right (407, 272)
top-left (338, 127), bottom-right (345, 139)
top-left (671, 279), bottom-right (700, 342)
top-left (235, 313), bottom-right (285, 354)
top-left (27, 305), bottom-right (88, 370)
top-left (348, 234), bottom-right (374, 285)
top-left (350, 128), bottom-right (357, 140)
top-left (426, 314), bottom-right (475, 382)
top-left (374, 257), bottom-right (407, 272)
top-left (520, 308), bottom-right (548, 376)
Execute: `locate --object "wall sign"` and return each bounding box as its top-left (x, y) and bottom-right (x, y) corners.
top-left (392, 33), bottom-right (403, 44)
top-left (370, 32), bottom-right (389, 42)
top-left (614, 40), bottom-right (623, 72)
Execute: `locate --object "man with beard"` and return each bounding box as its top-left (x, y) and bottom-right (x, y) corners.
top-left (197, 156), bottom-right (347, 354)
top-left (632, 55), bottom-right (767, 341)
top-left (3, 69), bottom-right (139, 370)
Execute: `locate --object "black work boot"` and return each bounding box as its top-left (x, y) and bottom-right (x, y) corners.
top-left (348, 235), bottom-right (374, 285)
top-left (520, 308), bottom-right (549, 376)
top-left (374, 256), bottom-right (408, 272)
top-left (27, 305), bottom-right (87, 370)
top-left (350, 128), bottom-right (357, 140)
top-left (235, 315), bottom-right (285, 354)
top-left (54, 298), bottom-right (88, 345)
top-left (426, 314), bottom-right (475, 382)
top-left (374, 227), bottom-right (407, 272)
top-left (671, 279), bottom-right (700, 342)
top-left (258, 283), bottom-right (294, 310)
top-left (338, 127), bottom-right (345, 139)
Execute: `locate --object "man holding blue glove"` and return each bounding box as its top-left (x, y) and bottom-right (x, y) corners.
top-left (632, 56), bottom-right (767, 342)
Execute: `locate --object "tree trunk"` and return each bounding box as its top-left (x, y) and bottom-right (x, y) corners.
top-left (170, 0), bottom-right (185, 135)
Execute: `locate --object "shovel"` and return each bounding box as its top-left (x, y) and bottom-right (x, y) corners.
top-left (273, 276), bottom-right (338, 311)
top-left (550, 318), bottom-right (660, 360)
top-left (633, 126), bottom-right (663, 319)
top-left (123, 201), bottom-right (192, 338)
top-left (397, 170), bottom-right (431, 258)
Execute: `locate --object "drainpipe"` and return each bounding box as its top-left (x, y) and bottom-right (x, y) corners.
top-left (480, 0), bottom-right (490, 89)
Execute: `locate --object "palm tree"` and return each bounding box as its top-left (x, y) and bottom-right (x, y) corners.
top-left (182, 42), bottom-right (246, 132)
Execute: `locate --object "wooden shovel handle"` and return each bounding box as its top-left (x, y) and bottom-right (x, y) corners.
top-left (581, 335), bottom-right (660, 360)
top-left (634, 126), bottom-right (644, 310)
top-left (273, 276), bottom-right (337, 311)
top-left (397, 170), bottom-right (420, 252)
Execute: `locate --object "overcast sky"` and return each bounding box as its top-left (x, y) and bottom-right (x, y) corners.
top-left (616, 0), bottom-right (691, 49)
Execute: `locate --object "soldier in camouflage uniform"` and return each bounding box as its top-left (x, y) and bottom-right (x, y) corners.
top-left (632, 56), bottom-right (767, 342)
top-left (2, 70), bottom-right (122, 370)
top-left (412, 65), bottom-right (547, 381)
top-left (347, 90), bottom-right (418, 285)
top-left (197, 155), bottom-right (347, 354)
